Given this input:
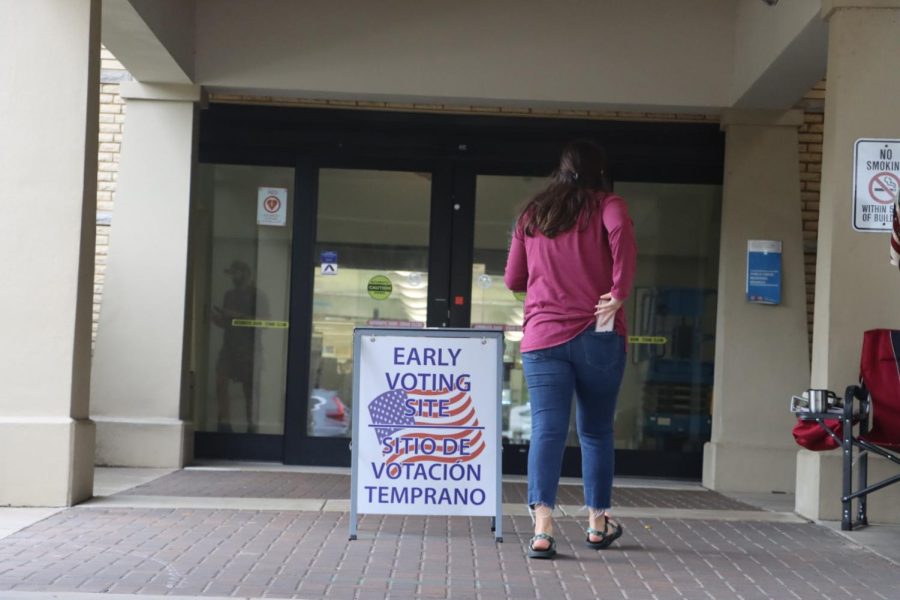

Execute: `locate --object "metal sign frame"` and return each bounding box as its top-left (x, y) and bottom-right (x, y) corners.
top-left (349, 327), bottom-right (504, 543)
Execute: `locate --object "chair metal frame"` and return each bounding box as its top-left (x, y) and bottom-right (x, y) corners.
top-left (826, 385), bottom-right (900, 530)
top-left (794, 329), bottom-right (900, 530)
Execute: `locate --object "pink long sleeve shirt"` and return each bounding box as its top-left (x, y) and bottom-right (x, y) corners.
top-left (504, 192), bottom-right (637, 353)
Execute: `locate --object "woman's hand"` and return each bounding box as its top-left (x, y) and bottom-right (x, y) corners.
top-left (594, 293), bottom-right (623, 327)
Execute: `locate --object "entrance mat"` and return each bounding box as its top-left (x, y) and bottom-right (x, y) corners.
top-left (118, 470), bottom-right (761, 511)
top-left (502, 482), bottom-right (761, 511)
top-left (118, 470), bottom-right (350, 500)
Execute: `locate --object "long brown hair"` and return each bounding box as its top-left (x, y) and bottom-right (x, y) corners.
top-left (521, 140), bottom-right (610, 238)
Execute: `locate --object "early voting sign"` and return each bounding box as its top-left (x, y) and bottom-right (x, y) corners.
top-left (349, 328), bottom-right (503, 542)
top-left (853, 139), bottom-right (900, 232)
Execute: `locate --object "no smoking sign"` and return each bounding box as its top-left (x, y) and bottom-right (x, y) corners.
top-left (869, 172), bottom-right (900, 204)
top-left (853, 139), bottom-right (900, 232)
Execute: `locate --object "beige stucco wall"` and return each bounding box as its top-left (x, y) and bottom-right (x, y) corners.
top-left (703, 110), bottom-right (811, 494)
top-left (103, 1), bottom-right (835, 113)
top-left (194, 0), bottom-right (737, 112)
top-left (796, 1), bottom-right (900, 525)
top-left (810, 7), bottom-right (900, 392)
top-left (731, 0), bottom-right (822, 99)
top-left (0, 0), bottom-right (100, 506)
top-left (90, 82), bottom-right (199, 468)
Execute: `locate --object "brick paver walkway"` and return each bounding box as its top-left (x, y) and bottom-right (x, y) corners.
top-left (0, 469), bottom-right (897, 599)
top-left (0, 506), bottom-right (896, 599)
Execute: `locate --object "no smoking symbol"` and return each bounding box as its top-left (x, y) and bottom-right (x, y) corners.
top-left (868, 171), bottom-right (900, 204)
top-left (264, 195), bottom-right (281, 213)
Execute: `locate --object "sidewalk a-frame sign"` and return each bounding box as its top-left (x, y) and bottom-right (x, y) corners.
top-left (349, 328), bottom-right (504, 542)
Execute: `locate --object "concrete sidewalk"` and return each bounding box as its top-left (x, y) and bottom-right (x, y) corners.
top-left (0, 466), bottom-right (898, 599)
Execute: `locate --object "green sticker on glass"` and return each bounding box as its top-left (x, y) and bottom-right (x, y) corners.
top-left (367, 275), bottom-right (393, 300)
top-left (513, 290), bottom-right (526, 302)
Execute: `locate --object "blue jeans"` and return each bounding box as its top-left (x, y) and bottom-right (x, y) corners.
top-left (521, 328), bottom-right (626, 510)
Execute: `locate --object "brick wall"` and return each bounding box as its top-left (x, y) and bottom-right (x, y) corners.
top-left (92, 47), bottom-right (130, 346)
top-left (797, 80), bottom-right (826, 349)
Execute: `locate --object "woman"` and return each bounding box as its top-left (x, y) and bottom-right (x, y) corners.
top-left (504, 140), bottom-right (636, 559)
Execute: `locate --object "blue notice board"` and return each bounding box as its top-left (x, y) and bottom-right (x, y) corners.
top-left (746, 240), bottom-right (782, 305)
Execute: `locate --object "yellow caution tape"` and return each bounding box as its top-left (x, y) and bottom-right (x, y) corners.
top-left (628, 335), bottom-right (668, 345)
top-left (231, 319), bottom-right (289, 329)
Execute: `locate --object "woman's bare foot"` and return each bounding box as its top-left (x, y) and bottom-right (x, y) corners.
top-left (588, 509), bottom-right (609, 543)
top-left (531, 504), bottom-right (554, 551)
top-left (585, 508), bottom-right (623, 549)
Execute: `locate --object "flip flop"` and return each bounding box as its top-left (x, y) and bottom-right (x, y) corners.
top-left (585, 518), bottom-right (623, 550)
top-left (527, 532), bottom-right (557, 559)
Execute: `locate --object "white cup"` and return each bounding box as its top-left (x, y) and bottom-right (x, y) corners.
top-left (806, 389), bottom-right (836, 413)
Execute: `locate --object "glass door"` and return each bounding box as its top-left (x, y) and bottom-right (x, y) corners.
top-left (467, 175), bottom-right (548, 471)
top-left (195, 103), bottom-right (725, 473)
top-left (284, 162), bottom-right (451, 465)
top-left (191, 163), bottom-right (294, 460)
top-left (464, 174), bottom-right (722, 477)
top-left (282, 160), bottom-right (722, 478)
top-left (612, 181), bottom-right (720, 475)
top-left (306, 168), bottom-right (432, 438)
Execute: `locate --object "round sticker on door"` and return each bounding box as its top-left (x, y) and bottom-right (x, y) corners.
top-left (407, 272), bottom-right (423, 287)
top-left (367, 275), bottom-right (393, 300)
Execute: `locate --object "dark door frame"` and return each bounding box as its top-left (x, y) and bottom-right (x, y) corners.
top-left (283, 154), bottom-right (456, 466)
top-left (194, 103), bottom-right (725, 479)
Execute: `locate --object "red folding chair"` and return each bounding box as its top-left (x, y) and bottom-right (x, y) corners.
top-left (791, 329), bottom-right (900, 530)
top-left (839, 329), bottom-right (900, 530)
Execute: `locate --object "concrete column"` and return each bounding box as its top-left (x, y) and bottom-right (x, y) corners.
top-left (703, 110), bottom-right (811, 494)
top-left (0, 0), bottom-right (99, 506)
top-left (797, 1), bottom-right (900, 522)
top-left (90, 82), bottom-right (200, 467)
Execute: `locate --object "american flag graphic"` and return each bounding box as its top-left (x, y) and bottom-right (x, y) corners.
top-left (368, 388), bottom-right (486, 464)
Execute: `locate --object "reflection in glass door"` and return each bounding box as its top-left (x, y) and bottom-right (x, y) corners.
top-left (306, 169), bottom-right (432, 438)
top-left (190, 164), bottom-right (294, 437)
top-left (614, 181), bottom-right (720, 457)
top-left (468, 176), bottom-right (721, 476)
top-left (287, 165), bottom-right (722, 477)
top-left (470, 175), bottom-right (547, 446)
